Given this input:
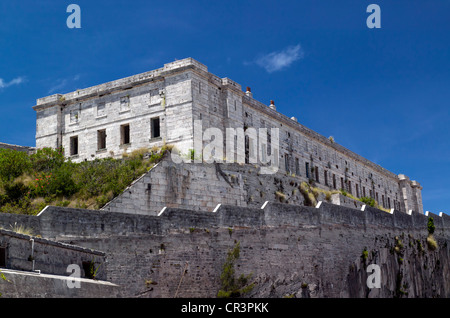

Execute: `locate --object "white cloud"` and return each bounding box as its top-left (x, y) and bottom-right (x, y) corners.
top-left (48, 74), bottom-right (81, 94)
top-left (254, 44), bottom-right (304, 73)
top-left (0, 76), bottom-right (26, 89)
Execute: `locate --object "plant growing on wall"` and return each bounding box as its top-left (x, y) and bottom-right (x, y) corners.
top-left (217, 242), bottom-right (254, 298)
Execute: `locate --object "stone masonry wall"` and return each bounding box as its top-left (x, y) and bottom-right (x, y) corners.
top-left (0, 228), bottom-right (107, 280)
top-left (101, 156), bottom-right (414, 217)
top-left (0, 203), bottom-right (448, 298)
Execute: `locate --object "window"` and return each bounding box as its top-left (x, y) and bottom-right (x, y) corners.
top-left (97, 102), bottom-right (106, 117)
top-left (261, 144), bottom-right (267, 163)
top-left (356, 184), bottom-right (360, 198)
top-left (305, 162), bottom-right (310, 179)
top-left (121, 124), bottom-right (130, 145)
top-left (285, 155), bottom-right (291, 174)
top-left (363, 186), bottom-right (366, 197)
top-left (70, 109), bottom-right (80, 123)
top-left (341, 177), bottom-right (344, 190)
top-left (295, 158), bottom-right (300, 176)
top-left (382, 195), bottom-right (385, 208)
top-left (120, 95), bottom-right (130, 112)
top-left (315, 166), bottom-right (319, 183)
top-left (333, 174), bottom-right (336, 189)
top-left (388, 197), bottom-right (391, 209)
top-left (0, 246), bottom-right (6, 267)
top-left (97, 129), bottom-right (106, 150)
top-left (70, 136), bottom-right (78, 156)
top-left (348, 180), bottom-right (352, 194)
top-left (151, 117), bottom-right (161, 139)
top-left (324, 170), bottom-right (328, 186)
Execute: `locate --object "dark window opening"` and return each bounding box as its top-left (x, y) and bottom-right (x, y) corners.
top-left (295, 158), bottom-right (300, 176)
top-left (151, 118), bottom-right (161, 138)
top-left (0, 246), bottom-right (6, 267)
top-left (121, 124), bottom-right (130, 145)
top-left (97, 129), bottom-right (106, 150)
top-left (333, 174), bottom-right (336, 189)
top-left (324, 170), bottom-right (328, 186)
top-left (305, 162), bottom-right (310, 179)
top-left (70, 136), bottom-right (78, 156)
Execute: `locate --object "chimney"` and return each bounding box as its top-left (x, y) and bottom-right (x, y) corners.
top-left (245, 86), bottom-right (252, 98)
top-left (269, 100), bottom-right (276, 110)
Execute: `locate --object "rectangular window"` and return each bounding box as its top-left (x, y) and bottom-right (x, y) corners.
top-left (120, 95), bottom-right (130, 112)
top-left (324, 170), bottom-right (328, 186)
top-left (0, 246), bottom-right (6, 267)
top-left (70, 109), bottom-right (80, 123)
top-left (120, 124), bottom-right (130, 145)
top-left (356, 184), bottom-right (360, 198)
top-left (295, 158), bottom-right (300, 176)
top-left (376, 192), bottom-right (379, 205)
top-left (348, 180), bottom-right (352, 194)
top-left (97, 102), bottom-right (106, 117)
top-left (305, 162), bottom-right (310, 179)
top-left (70, 136), bottom-right (78, 156)
top-left (341, 177), bottom-right (344, 190)
top-left (315, 166), bottom-right (319, 183)
top-left (382, 195), bottom-right (385, 208)
top-left (285, 155), bottom-right (290, 174)
top-left (149, 89), bottom-right (159, 105)
top-left (333, 174), bottom-right (336, 189)
top-left (363, 186), bottom-right (366, 197)
top-left (388, 197), bottom-right (391, 209)
top-left (97, 129), bottom-right (106, 150)
top-left (151, 117), bottom-right (161, 139)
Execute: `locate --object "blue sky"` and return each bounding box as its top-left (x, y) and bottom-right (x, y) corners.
top-left (0, 1), bottom-right (449, 215)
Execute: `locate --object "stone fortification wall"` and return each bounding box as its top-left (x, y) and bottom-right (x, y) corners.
top-left (101, 156), bottom-right (421, 217)
top-left (0, 202), bottom-right (448, 298)
top-left (0, 228), bottom-right (106, 280)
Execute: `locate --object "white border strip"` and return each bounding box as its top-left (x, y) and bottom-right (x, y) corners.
top-left (158, 207), bottom-right (167, 216)
top-left (315, 201), bottom-right (322, 209)
top-left (261, 201), bottom-right (269, 209)
top-left (36, 205), bottom-right (50, 217)
top-left (213, 204), bottom-right (221, 213)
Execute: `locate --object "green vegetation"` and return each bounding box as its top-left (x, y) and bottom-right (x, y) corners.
top-left (426, 217), bottom-right (438, 251)
top-left (359, 196), bottom-right (376, 207)
top-left (361, 248), bottom-right (369, 262)
top-left (427, 217), bottom-right (435, 235)
top-left (217, 242), bottom-right (254, 298)
top-left (0, 146), bottom-right (171, 215)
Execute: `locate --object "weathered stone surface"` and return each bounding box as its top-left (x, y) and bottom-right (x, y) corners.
top-left (0, 202), bottom-right (448, 298)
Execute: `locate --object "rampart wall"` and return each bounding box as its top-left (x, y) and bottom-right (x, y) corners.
top-left (0, 202), bottom-right (448, 298)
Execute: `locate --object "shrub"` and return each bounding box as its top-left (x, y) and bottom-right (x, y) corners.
top-left (427, 217), bottom-right (435, 235)
top-left (426, 235), bottom-right (438, 251)
top-left (217, 242), bottom-right (254, 298)
top-left (4, 182), bottom-right (30, 203)
top-left (0, 149), bottom-right (31, 182)
top-left (359, 196), bottom-right (376, 207)
top-left (30, 147), bottom-right (65, 172)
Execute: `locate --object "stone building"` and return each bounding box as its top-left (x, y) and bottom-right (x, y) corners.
top-left (32, 57), bottom-right (423, 214)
